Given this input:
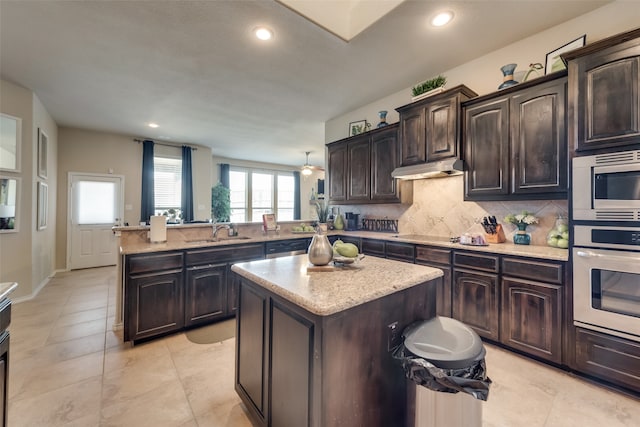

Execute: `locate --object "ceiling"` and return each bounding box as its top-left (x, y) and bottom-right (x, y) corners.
top-left (0, 0), bottom-right (610, 169)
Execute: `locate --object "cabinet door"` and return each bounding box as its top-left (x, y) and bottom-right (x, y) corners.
top-left (270, 302), bottom-right (313, 427)
top-left (371, 126), bottom-right (400, 202)
top-left (0, 332), bottom-right (7, 427)
top-left (126, 270), bottom-right (184, 342)
top-left (347, 136), bottom-right (371, 201)
top-left (574, 46), bottom-right (640, 151)
top-left (426, 95), bottom-right (458, 161)
top-left (417, 261), bottom-right (452, 317)
top-left (511, 77), bottom-right (568, 196)
top-left (501, 278), bottom-right (562, 363)
top-left (452, 269), bottom-right (499, 340)
top-left (185, 263), bottom-right (227, 327)
top-left (237, 281), bottom-right (268, 420)
top-left (327, 143), bottom-right (347, 202)
top-left (464, 98), bottom-right (510, 199)
top-left (399, 105), bottom-right (426, 166)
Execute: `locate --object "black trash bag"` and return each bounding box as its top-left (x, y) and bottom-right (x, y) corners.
top-left (392, 343), bottom-right (492, 401)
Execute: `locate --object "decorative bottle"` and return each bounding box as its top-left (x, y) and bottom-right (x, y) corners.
top-left (513, 223), bottom-right (531, 245)
top-left (498, 63), bottom-right (519, 90)
top-left (377, 110), bottom-right (389, 128)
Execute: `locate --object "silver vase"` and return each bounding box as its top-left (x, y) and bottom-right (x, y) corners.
top-left (308, 225), bottom-right (333, 266)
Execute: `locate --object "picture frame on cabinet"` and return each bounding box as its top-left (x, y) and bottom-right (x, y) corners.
top-left (37, 128), bottom-right (48, 179)
top-left (545, 34), bottom-right (586, 74)
top-left (37, 181), bottom-right (47, 230)
top-left (348, 120), bottom-right (368, 136)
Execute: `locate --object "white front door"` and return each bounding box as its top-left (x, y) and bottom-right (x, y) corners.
top-left (68, 173), bottom-right (124, 270)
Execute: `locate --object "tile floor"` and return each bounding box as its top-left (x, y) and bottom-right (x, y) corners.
top-left (8, 266), bottom-right (640, 426)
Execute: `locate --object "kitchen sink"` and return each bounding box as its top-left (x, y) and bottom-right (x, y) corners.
top-left (186, 236), bottom-right (252, 244)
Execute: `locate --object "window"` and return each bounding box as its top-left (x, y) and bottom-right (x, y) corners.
top-left (228, 167), bottom-right (297, 222)
top-left (154, 154), bottom-right (182, 219)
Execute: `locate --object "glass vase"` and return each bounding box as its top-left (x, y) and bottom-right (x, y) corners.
top-left (308, 224), bottom-right (333, 266)
top-left (513, 223), bottom-right (531, 245)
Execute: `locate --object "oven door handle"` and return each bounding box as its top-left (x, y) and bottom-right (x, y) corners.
top-left (576, 250), bottom-right (640, 262)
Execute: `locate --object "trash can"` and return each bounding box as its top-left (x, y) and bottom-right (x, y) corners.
top-left (393, 316), bottom-right (491, 427)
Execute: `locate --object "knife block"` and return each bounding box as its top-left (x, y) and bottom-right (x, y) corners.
top-left (485, 224), bottom-right (506, 244)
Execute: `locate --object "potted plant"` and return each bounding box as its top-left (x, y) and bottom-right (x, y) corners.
top-left (411, 75), bottom-right (447, 101)
top-left (315, 200), bottom-right (330, 232)
top-left (211, 183), bottom-right (231, 222)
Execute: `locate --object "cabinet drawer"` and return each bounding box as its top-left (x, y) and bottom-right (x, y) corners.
top-left (128, 252), bottom-right (184, 275)
top-left (416, 246), bottom-right (451, 265)
top-left (187, 243), bottom-right (265, 266)
top-left (265, 239), bottom-right (309, 256)
top-left (453, 251), bottom-right (499, 273)
top-left (361, 239), bottom-right (385, 256)
top-left (502, 257), bottom-right (564, 284)
top-left (385, 242), bottom-right (414, 262)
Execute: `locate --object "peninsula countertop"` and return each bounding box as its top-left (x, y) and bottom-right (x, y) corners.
top-left (231, 254), bottom-right (443, 316)
top-left (0, 282), bottom-right (18, 301)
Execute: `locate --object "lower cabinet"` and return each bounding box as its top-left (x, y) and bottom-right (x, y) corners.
top-left (125, 251), bottom-right (185, 343)
top-left (185, 263), bottom-right (227, 327)
top-left (415, 245), bottom-right (452, 317)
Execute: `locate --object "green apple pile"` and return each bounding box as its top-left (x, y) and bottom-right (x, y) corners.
top-left (547, 222), bottom-right (569, 249)
top-left (292, 224), bottom-right (315, 232)
top-left (332, 239), bottom-right (359, 258)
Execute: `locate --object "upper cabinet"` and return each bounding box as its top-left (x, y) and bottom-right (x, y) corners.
top-left (396, 85), bottom-right (478, 166)
top-left (327, 124), bottom-right (402, 204)
top-left (463, 72), bottom-right (568, 201)
top-left (563, 28), bottom-right (640, 153)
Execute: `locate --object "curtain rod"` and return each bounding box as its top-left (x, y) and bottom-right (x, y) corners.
top-left (133, 138), bottom-right (197, 150)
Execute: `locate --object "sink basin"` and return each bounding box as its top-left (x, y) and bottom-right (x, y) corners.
top-left (185, 236), bottom-right (252, 244)
top-left (216, 236), bottom-right (252, 241)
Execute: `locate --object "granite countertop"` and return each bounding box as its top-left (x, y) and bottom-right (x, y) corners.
top-left (119, 228), bottom-right (569, 262)
top-left (0, 282), bottom-right (18, 301)
top-left (231, 254), bottom-right (443, 316)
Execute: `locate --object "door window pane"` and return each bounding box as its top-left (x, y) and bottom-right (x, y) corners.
top-left (76, 181), bottom-right (115, 224)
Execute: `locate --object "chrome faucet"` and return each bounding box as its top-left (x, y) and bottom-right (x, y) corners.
top-left (213, 223), bottom-right (230, 239)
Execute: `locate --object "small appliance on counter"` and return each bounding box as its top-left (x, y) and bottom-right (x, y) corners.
top-left (344, 212), bottom-right (360, 231)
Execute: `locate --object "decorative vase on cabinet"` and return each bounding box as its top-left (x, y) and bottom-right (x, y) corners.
top-left (377, 110), bottom-right (389, 128)
top-left (513, 223), bottom-right (531, 245)
top-left (498, 63), bottom-right (519, 90)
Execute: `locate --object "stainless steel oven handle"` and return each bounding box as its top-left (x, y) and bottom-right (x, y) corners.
top-left (576, 250), bottom-right (640, 262)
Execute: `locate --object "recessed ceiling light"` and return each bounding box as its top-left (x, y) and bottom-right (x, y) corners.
top-left (431, 11), bottom-right (454, 27)
top-left (254, 26), bottom-right (274, 41)
top-left (148, 123), bottom-right (159, 128)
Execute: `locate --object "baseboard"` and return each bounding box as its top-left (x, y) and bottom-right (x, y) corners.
top-left (12, 268), bottom-right (68, 304)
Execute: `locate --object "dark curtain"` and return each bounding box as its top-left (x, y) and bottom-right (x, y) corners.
top-left (220, 163), bottom-right (230, 188)
top-left (293, 171), bottom-right (301, 220)
top-left (181, 146), bottom-right (194, 222)
top-left (140, 140), bottom-right (155, 223)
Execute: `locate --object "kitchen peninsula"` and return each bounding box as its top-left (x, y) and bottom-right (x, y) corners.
top-left (231, 254), bottom-right (443, 427)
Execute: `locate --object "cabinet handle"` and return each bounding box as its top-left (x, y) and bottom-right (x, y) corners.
top-left (576, 250), bottom-right (640, 263)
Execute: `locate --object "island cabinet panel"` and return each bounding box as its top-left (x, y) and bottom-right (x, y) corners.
top-left (565, 28), bottom-right (640, 152)
top-left (270, 302), bottom-right (313, 427)
top-left (184, 263), bottom-right (226, 327)
top-left (500, 278), bottom-right (562, 364)
top-left (574, 328), bottom-right (640, 393)
top-left (416, 246), bottom-right (452, 317)
top-left (125, 251), bottom-right (184, 343)
top-left (234, 270), bottom-right (438, 427)
top-left (236, 283), bottom-right (268, 423)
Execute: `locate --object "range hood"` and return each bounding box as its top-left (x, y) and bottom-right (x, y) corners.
top-left (391, 158), bottom-right (464, 180)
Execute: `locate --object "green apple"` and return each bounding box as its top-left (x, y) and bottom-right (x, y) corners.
top-left (557, 238), bottom-right (569, 249)
top-left (547, 237), bottom-right (559, 247)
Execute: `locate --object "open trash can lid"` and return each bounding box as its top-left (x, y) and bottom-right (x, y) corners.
top-left (403, 316), bottom-right (484, 369)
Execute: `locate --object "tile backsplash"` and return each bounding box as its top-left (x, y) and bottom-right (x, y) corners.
top-left (337, 175), bottom-right (568, 246)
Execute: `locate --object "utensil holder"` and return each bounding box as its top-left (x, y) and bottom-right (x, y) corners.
top-left (485, 224), bottom-right (506, 244)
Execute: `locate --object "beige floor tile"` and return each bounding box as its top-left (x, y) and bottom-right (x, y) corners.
top-left (54, 306), bottom-right (108, 327)
top-left (14, 331), bottom-right (105, 366)
top-left (8, 376), bottom-right (102, 427)
top-left (60, 298), bottom-right (108, 315)
top-left (45, 318), bottom-right (106, 345)
top-left (101, 377), bottom-right (194, 427)
top-left (194, 400), bottom-right (254, 427)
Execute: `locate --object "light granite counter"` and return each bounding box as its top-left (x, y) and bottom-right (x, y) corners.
top-left (0, 282), bottom-right (18, 301)
top-left (231, 254), bottom-right (443, 316)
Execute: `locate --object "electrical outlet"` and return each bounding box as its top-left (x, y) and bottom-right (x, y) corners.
top-left (387, 321), bottom-right (401, 351)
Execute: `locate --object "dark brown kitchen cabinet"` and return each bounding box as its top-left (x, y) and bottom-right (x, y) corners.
top-left (463, 73), bottom-right (568, 201)
top-left (452, 252), bottom-right (500, 341)
top-left (574, 327), bottom-right (640, 393)
top-left (327, 142), bottom-right (347, 202)
top-left (125, 251), bottom-right (185, 343)
top-left (416, 245), bottom-right (452, 317)
top-left (327, 124), bottom-right (401, 204)
top-left (397, 85), bottom-right (477, 167)
top-left (0, 298), bottom-right (10, 427)
top-left (564, 28), bottom-right (640, 152)
top-left (385, 241), bottom-right (415, 262)
top-left (185, 263), bottom-right (227, 327)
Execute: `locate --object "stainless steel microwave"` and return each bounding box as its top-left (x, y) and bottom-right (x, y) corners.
top-left (573, 150), bottom-right (640, 221)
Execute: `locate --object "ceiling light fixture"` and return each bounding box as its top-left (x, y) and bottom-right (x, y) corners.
top-left (148, 123), bottom-right (159, 128)
top-left (254, 26), bottom-right (274, 41)
top-left (431, 11), bottom-right (454, 27)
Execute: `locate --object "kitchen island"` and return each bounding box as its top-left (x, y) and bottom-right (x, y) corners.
top-left (231, 254), bottom-right (443, 427)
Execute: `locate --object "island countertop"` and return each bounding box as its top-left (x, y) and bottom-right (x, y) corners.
top-left (231, 254), bottom-right (443, 316)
